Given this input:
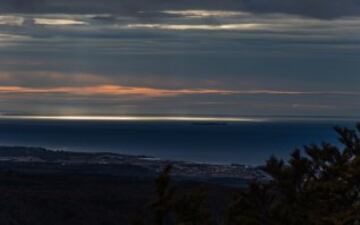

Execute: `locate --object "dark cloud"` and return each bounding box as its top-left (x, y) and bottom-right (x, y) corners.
top-left (242, 0), bottom-right (360, 19)
top-left (1, 0), bottom-right (360, 19)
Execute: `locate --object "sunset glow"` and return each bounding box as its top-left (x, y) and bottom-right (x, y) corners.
top-left (1, 0), bottom-right (359, 116)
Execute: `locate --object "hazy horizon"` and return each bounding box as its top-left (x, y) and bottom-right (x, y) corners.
top-left (0, 117), bottom-right (353, 165)
top-left (0, 114), bottom-right (360, 122)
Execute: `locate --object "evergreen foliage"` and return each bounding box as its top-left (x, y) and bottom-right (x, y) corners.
top-left (138, 124), bottom-right (360, 225)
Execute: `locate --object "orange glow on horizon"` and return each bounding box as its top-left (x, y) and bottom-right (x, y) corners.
top-left (0, 85), bottom-right (237, 97)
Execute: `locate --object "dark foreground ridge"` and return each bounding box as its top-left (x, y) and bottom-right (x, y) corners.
top-left (0, 146), bottom-right (268, 186)
top-left (0, 124), bottom-right (359, 225)
top-left (0, 146), bottom-right (238, 225)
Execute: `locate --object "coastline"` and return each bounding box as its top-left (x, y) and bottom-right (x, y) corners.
top-left (0, 146), bottom-right (269, 186)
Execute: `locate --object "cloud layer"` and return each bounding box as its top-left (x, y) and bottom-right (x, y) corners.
top-left (0, 1), bottom-right (359, 116)
top-left (1, 0), bottom-right (360, 19)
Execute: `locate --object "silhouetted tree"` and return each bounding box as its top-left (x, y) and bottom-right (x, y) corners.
top-left (136, 124), bottom-right (360, 225)
top-left (150, 165), bottom-right (176, 225)
top-left (134, 165), bottom-right (215, 225)
top-left (173, 187), bottom-right (213, 225)
top-left (227, 124), bottom-right (360, 225)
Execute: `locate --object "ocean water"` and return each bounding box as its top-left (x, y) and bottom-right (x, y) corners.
top-left (0, 117), bottom-right (357, 165)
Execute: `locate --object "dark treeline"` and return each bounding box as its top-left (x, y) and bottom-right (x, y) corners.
top-left (135, 124), bottom-right (360, 225)
top-left (0, 124), bottom-right (359, 225)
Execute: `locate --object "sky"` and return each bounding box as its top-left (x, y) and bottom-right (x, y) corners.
top-left (0, 0), bottom-right (360, 117)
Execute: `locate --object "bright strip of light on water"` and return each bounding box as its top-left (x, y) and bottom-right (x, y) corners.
top-left (0, 115), bottom-right (267, 122)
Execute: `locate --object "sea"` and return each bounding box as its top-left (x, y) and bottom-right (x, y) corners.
top-left (0, 116), bottom-right (358, 165)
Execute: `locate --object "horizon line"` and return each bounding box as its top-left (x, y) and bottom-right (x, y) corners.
top-left (0, 115), bottom-right (359, 122)
top-left (0, 115), bottom-right (265, 122)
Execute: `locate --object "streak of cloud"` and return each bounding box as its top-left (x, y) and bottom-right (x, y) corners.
top-left (0, 15), bottom-right (24, 26)
top-left (126, 23), bottom-right (265, 31)
top-left (1, 85), bottom-right (360, 98)
top-left (162, 10), bottom-right (251, 18)
top-left (1, 0), bottom-right (360, 19)
top-left (0, 85), bottom-right (237, 97)
top-left (33, 18), bottom-right (88, 25)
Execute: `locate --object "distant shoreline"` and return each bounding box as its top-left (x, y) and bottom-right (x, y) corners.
top-left (0, 146), bottom-right (270, 185)
top-left (0, 120), bottom-right (353, 165)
